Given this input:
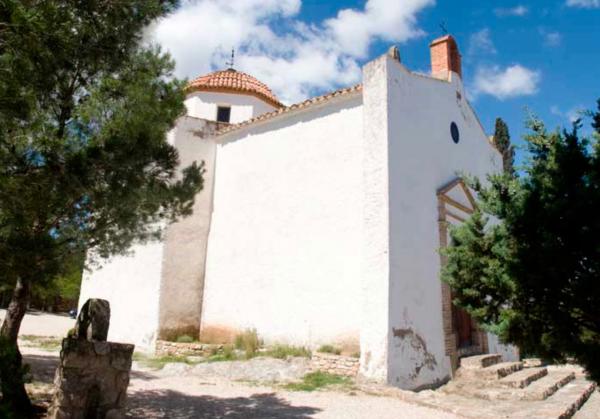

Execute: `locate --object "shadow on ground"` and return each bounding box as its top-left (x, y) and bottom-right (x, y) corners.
top-left (127, 390), bottom-right (321, 419)
top-left (23, 350), bottom-right (157, 382)
top-left (24, 353), bottom-right (60, 383)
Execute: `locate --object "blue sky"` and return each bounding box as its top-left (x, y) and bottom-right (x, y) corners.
top-left (152, 0), bottom-right (600, 164)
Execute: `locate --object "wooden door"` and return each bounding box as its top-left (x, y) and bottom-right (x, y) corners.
top-left (453, 304), bottom-right (473, 348)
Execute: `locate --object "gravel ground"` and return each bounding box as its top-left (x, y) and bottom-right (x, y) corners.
top-left (0, 309), bottom-right (75, 337)
top-left (16, 311), bottom-right (459, 419)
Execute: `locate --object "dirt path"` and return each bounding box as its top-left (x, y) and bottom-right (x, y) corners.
top-left (20, 344), bottom-right (457, 418)
top-left (125, 371), bottom-right (459, 419)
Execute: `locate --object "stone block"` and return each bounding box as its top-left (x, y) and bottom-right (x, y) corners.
top-left (48, 338), bottom-right (134, 419)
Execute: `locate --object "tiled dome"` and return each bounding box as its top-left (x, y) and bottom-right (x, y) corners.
top-left (187, 69), bottom-right (283, 108)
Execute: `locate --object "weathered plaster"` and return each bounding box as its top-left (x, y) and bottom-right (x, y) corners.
top-left (384, 54), bottom-right (501, 389)
top-left (157, 117), bottom-right (218, 340)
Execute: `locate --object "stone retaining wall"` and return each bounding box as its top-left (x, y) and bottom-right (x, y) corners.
top-left (310, 352), bottom-right (360, 377)
top-left (156, 340), bottom-right (224, 357)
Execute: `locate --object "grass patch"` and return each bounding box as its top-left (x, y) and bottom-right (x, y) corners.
top-left (205, 345), bottom-right (239, 362)
top-left (263, 344), bottom-right (311, 359)
top-left (317, 345), bottom-right (341, 355)
top-left (133, 353), bottom-right (201, 370)
top-left (284, 371), bottom-right (351, 392)
top-left (19, 335), bottom-right (62, 352)
top-left (234, 329), bottom-right (261, 358)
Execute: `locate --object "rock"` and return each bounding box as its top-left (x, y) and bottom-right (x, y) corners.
top-left (75, 299), bottom-right (111, 341)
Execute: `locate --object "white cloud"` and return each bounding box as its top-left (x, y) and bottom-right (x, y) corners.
top-left (566, 0), bottom-right (600, 8)
top-left (494, 5), bottom-right (529, 16)
top-left (540, 30), bottom-right (562, 47)
top-left (472, 65), bottom-right (541, 100)
top-left (150, 0), bottom-right (435, 104)
top-left (468, 28), bottom-right (496, 56)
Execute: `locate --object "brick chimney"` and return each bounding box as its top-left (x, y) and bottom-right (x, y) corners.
top-left (430, 35), bottom-right (462, 80)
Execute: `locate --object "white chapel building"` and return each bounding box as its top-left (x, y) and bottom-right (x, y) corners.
top-left (79, 35), bottom-right (517, 390)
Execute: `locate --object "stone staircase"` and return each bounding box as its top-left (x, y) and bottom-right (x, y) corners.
top-left (424, 354), bottom-right (598, 418)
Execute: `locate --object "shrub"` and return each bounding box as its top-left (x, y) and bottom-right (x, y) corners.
top-left (317, 345), bottom-right (341, 355)
top-left (175, 335), bottom-right (195, 343)
top-left (264, 344), bottom-right (311, 359)
top-left (207, 344), bottom-right (237, 362)
top-left (234, 329), bottom-right (261, 358)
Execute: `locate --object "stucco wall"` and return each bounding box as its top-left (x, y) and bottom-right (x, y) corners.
top-left (359, 57), bottom-right (391, 383)
top-left (78, 117), bottom-right (220, 351)
top-left (158, 117), bottom-right (218, 340)
top-left (185, 91), bottom-right (276, 123)
top-left (383, 56), bottom-right (501, 389)
top-left (79, 240), bottom-right (164, 351)
top-left (201, 96), bottom-right (364, 349)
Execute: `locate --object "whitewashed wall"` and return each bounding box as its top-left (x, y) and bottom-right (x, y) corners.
top-left (79, 241), bottom-right (164, 351)
top-left (359, 58), bottom-right (392, 382)
top-left (185, 91), bottom-right (276, 123)
top-left (383, 55), bottom-right (501, 389)
top-left (201, 95), bottom-right (364, 350)
top-left (79, 116), bottom-right (218, 351)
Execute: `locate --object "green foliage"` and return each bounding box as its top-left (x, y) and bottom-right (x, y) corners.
top-left (30, 251), bottom-right (85, 309)
top-left (317, 345), bottom-right (341, 355)
top-left (234, 329), bottom-right (261, 358)
top-left (206, 344), bottom-right (236, 362)
top-left (284, 372), bottom-right (351, 392)
top-left (134, 353), bottom-right (201, 370)
top-left (493, 118), bottom-right (515, 175)
top-left (175, 335), bottom-right (195, 343)
top-left (0, 0), bottom-right (202, 290)
top-left (263, 344), bottom-right (311, 359)
top-left (0, 1), bottom-right (201, 412)
top-left (442, 101), bottom-right (600, 383)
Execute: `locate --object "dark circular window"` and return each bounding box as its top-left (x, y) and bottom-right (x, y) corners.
top-left (450, 122), bottom-right (460, 144)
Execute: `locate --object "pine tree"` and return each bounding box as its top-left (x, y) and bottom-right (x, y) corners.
top-left (0, 1), bottom-right (203, 415)
top-left (493, 117), bottom-right (515, 175)
top-left (442, 101), bottom-right (600, 383)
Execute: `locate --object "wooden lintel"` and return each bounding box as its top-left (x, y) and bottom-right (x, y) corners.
top-left (440, 195), bottom-right (474, 215)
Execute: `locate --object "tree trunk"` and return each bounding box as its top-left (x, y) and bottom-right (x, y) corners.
top-left (0, 277), bottom-right (34, 417)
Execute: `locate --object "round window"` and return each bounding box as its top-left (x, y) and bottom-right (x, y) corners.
top-left (450, 122), bottom-right (460, 144)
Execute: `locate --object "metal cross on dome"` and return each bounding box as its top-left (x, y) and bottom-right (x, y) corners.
top-left (226, 48), bottom-right (235, 70)
top-left (439, 21), bottom-right (448, 35)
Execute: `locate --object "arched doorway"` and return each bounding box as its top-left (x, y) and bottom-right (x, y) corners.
top-left (437, 178), bottom-right (489, 371)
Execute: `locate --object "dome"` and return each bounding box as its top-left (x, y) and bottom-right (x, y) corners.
top-left (187, 69), bottom-right (283, 108)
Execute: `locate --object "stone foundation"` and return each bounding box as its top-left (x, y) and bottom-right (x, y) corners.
top-left (155, 340), bottom-right (225, 357)
top-left (48, 338), bottom-right (134, 419)
top-left (310, 352), bottom-right (360, 377)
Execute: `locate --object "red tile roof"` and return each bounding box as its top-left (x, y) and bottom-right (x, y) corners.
top-left (187, 69), bottom-right (283, 108)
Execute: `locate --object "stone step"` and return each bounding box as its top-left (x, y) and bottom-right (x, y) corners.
top-left (460, 354), bottom-right (502, 369)
top-left (573, 389), bottom-right (600, 418)
top-left (528, 377), bottom-right (597, 419)
top-left (521, 370), bottom-right (576, 401)
top-left (499, 367), bottom-right (548, 389)
top-left (456, 361), bottom-right (523, 382)
top-left (484, 361), bottom-right (524, 379)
